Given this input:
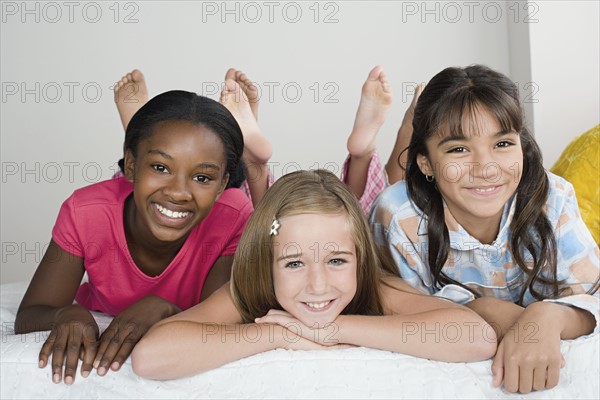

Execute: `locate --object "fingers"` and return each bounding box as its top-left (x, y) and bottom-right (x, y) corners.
top-left (502, 361), bottom-right (520, 393)
top-left (264, 309), bottom-right (293, 317)
top-left (532, 366), bottom-right (547, 392)
top-left (62, 331), bottom-right (82, 385)
top-left (546, 363), bottom-right (561, 388)
top-left (80, 329), bottom-right (99, 378)
top-left (490, 344), bottom-right (504, 388)
top-left (501, 357), bottom-right (562, 393)
top-left (39, 326), bottom-right (86, 384)
top-left (255, 314), bottom-right (290, 324)
top-left (110, 340), bottom-right (137, 371)
top-left (95, 322), bottom-right (138, 376)
top-left (39, 330), bottom-right (57, 369)
top-left (255, 309), bottom-right (295, 326)
top-left (516, 365), bottom-right (534, 394)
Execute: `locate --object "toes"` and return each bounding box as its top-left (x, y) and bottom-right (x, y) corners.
top-left (225, 67), bottom-right (237, 81)
top-left (131, 69), bottom-right (144, 83)
top-left (367, 65), bottom-right (382, 80)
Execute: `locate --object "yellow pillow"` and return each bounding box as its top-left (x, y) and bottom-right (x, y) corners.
top-left (551, 125), bottom-right (600, 245)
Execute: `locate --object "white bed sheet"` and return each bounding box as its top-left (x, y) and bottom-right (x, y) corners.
top-left (2, 281), bottom-right (598, 399)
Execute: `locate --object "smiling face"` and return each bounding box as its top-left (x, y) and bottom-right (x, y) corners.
top-left (272, 212), bottom-right (358, 328)
top-left (417, 106), bottom-right (523, 243)
top-left (125, 120), bottom-right (229, 245)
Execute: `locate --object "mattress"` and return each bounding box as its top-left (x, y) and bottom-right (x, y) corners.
top-left (1, 281), bottom-right (598, 399)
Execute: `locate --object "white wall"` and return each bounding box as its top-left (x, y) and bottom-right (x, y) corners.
top-left (526, 1), bottom-right (600, 168)
top-left (507, 0), bottom-right (534, 135)
top-left (1, 1), bottom-right (597, 284)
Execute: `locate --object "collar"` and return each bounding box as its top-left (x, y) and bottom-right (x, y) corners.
top-left (416, 194), bottom-right (517, 250)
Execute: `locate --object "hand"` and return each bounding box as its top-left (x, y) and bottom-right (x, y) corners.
top-left (255, 309), bottom-right (341, 347)
top-left (39, 304), bottom-right (99, 384)
top-left (491, 303), bottom-right (565, 393)
top-left (93, 295), bottom-right (180, 376)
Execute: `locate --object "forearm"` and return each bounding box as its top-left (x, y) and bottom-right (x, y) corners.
top-left (140, 295), bottom-right (182, 319)
top-left (527, 301), bottom-right (595, 340)
top-left (132, 321), bottom-right (286, 379)
top-left (336, 309), bottom-right (497, 362)
top-left (15, 304), bottom-right (87, 334)
top-left (466, 297), bottom-right (524, 341)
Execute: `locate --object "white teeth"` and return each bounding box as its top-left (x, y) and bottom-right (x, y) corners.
top-left (474, 187), bottom-right (496, 193)
top-left (306, 301), bottom-right (331, 310)
top-left (155, 203), bottom-right (190, 219)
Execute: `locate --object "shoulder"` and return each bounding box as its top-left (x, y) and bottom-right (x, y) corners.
top-left (546, 170), bottom-right (575, 196)
top-left (371, 181), bottom-right (421, 220)
top-left (67, 177), bottom-right (132, 209)
top-left (197, 188), bottom-right (253, 235)
top-left (370, 181), bottom-right (424, 243)
top-left (544, 171), bottom-right (577, 221)
top-left (213, 188), bottom-right (253, 215)
top-left (373, 180), bottom-right (411, 210)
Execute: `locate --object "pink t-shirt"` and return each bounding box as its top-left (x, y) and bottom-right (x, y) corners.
top-left (52, 177), bottom-right (253, 315)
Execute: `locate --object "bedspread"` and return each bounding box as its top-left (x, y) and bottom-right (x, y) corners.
top-left (2, 282), bottom-right (598, 399)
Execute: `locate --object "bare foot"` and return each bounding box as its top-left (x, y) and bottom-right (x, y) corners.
top-left (220, 79), bottom-right (271, 165)
top-left (225, 68), bottom-right (260, 120)
top-left (385, 83), bottom-right (424, 183)
top-left (113, 69), bottom-right (148, 130)
top-left (346, 65), bottom-right (393, 158)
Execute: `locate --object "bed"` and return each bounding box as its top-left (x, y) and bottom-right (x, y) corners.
top-left (1, 281), bottom-right (598, 399)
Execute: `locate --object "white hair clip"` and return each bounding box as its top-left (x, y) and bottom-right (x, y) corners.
top-left (270, 219), bottom-right (281, 236)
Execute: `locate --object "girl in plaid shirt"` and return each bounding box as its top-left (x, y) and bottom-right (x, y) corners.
top-left (370, 65), bottom-right (599, 394)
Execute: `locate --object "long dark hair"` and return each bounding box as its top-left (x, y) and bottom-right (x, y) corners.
top-left (118, 90), bottom-right (246, 188)
top-left (406, 65), bottom-right (565, 304)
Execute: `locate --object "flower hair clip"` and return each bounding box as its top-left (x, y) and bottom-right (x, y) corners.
top-left (270, 219), bottom-right (281, 236)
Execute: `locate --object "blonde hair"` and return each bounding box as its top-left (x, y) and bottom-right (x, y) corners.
top-left (231, 169), bottom-right (397, 323)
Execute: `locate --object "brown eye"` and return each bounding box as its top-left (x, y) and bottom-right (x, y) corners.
top-left (496, 141), bottom-right (514, 148)
top-left (152, 164), bottom-right (168, 173)
top-left (194, 175), bottom-right (210, 183)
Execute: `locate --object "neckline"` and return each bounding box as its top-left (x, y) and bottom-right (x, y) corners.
top-left (117, 178), bottom-right (192, 280)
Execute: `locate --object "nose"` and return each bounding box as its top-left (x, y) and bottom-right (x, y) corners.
top-left (306, 265), bottom-right (328, 294)
top-left (467, 150), bottom-right (499, 183)
top-left (163, 175), bottom-right (192, 202)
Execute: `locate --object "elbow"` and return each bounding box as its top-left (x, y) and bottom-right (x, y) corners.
top-left (13, 319), bottom-right (25, 335)
top-left (131, 322), bottom-right (190, 380)
top-left (469, 321), bottom-right (498, 361)
top-left (14, 313), bottom-right (31, 335)
top-left (452, 309), bottom-right (498, 362)
top-left (131, 331), bottom-right (173, 379)
top-left (478, 324), bottom-right (498, 360)
top-left (131, 339), bottom-right (159, 379)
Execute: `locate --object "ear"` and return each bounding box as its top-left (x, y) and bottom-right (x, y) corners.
top-left (123, 150), bottom-right (136, 183)
top-left (416, 153), bottom-right (434, 177)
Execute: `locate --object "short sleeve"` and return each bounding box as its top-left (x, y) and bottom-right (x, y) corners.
top-left (221, 200), bottom-right (253, 256)
top-left (369, 184), bottom-right (434, 295)
top-left (51, 194), bottom-right (84, 257)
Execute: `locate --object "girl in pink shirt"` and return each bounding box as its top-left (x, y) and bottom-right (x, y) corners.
top-left (15, 90), bottom-right (253, 385)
